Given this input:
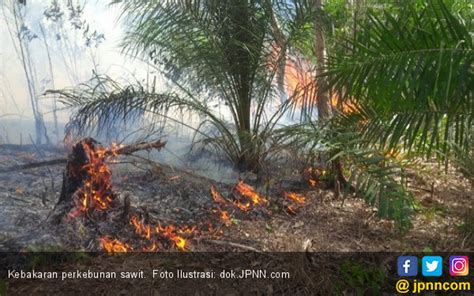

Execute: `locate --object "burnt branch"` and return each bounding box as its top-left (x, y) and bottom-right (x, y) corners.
top-left (0, 139), bottom-right (167, 174)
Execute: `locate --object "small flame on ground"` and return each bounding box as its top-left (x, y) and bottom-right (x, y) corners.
top-left (211, 208), bottom-right (232, 225)
top-left (304, 167), bottom-right (318, 188)
top-left (286, 205), bottom-right (298, 215)
top-left (143, 242), bottom-right (158, 252)
top-left (211, 185), bottom-right (227, 204)
top-left (235, 181), bottom-right (267, 205)
top-left (100, 237), bottom-right (133, 253)
top-left (156, 224), bottom-right (188, 251)
top-left (172, 237), bottom-right (187, 251)
top-left (284, 192), bottom-right (306, 204)
top-left (233, 200), bottom-right (251, 212)
top-left (130, 215), bottom-right (152, 240)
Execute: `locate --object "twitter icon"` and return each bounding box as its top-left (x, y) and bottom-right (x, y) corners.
top-left (422, 256), bottom-right (443, 276)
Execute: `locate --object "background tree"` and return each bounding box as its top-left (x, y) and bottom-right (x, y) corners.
top-left (282, 0), bottom-right (473, 229)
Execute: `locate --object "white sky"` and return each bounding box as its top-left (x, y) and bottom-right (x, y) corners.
top-left (0, 0), bottom-right (148, 123)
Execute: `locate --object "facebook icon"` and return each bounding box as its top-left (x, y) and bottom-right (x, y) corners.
top-left (397, 256), bottom-right (418, 276)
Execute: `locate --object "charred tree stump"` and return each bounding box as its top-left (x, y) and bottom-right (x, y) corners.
top-left (58, 137), bottom-right (97, 206)
top-left (51, 138), bottom-right (166, 224)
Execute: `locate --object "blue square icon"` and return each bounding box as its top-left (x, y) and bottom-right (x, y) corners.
top-left (397, 256), bottom-right (418, 276)
top-left (422, 256), bottom-right (442, 276)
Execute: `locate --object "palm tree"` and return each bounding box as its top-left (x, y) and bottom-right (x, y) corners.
top-left (326, 0), bottom-right (473, 156)
top-left (55, 0), bottom-right (309, 172)
top-left (281, 0), bottom-right (473, 229)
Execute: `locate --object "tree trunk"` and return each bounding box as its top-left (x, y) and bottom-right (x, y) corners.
top-left (9, 2), bottom-right (49, 145)
top-left (313, 0), bottom-right (332, 120)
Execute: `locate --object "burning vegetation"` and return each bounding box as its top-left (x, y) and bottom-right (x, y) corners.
top-left (52, 137), bottom-right (311, 253)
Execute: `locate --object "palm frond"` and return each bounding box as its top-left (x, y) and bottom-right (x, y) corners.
top-left (326, 0), bottom-right (473, 155)
top-left (275, 120), bottom-right (414, 230)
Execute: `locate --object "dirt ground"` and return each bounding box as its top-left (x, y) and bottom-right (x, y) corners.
top-left (0, 143), bottom-right (472, 252)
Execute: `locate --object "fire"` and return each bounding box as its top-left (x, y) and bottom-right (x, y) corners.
top-left (143, 242), bottom-right (158, 252)
top-left (177, 226), bottom-right (197, 235)
top-left (211, 185), bottom-right (227, 204)
top-left (235, 181), bottom-right (267, 205)
top-left (100, 237), bottom-right (133, 253)
top-left (270, 44), bottom-right (357, 113)
top-left (211, 208), bottom-right (232, 225)
top-left (130, 215), bottom-right (152, 240)
top-left (129, 215), bottom-right (192, 251)
top-left (64, 140), bottom-right (196, 253)
top-left (304, 167), bottom-right (318, 188)
top-left (219, 210), bottom-right (230, 221)
top-left (278, 52), bottom-right (317, 107)
top-left (156, 224), bottom-right (188, 251)
top-left (172, 236), bottom-right (186, 251)
top-left (286, 204), bottom-right (297, 215)
top-left (233, 200), bottom-right (251, 212)
top-left (284, 192), bottom-right (306, 204)
top-left (77, 142), bottom-right (115, 214)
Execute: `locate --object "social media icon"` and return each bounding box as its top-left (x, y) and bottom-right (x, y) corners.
top-left (397, 256), bottom-right (418, 276)
top-left (422, 256), bottom-right (442, 276)
top-left (450, 256), bottom-right (469, 276)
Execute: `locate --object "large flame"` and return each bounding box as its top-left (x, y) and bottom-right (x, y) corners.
top-left (77, 142), bottom-right (116, 214)
top-left (272, 44), bottom-right (356, 113)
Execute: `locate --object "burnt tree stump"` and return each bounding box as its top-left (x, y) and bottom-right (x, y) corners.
top-left (51, 137), bottom-right (166, 224)
top-left (58, 137), bottom-right (97, 206)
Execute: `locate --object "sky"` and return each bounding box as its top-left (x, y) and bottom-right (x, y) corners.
top-left (0, 0), bottom-right (304, 146)
top-left (0, 0), bottom-right (147, 124)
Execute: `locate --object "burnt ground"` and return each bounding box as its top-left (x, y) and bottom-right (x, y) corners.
top-left (0, 144), bottom-right (472, 252)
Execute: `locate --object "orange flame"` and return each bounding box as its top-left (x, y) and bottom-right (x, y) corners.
top-left (143, 242), bottom-right (158, 252)
top-left (212, 208), bottom-right (231, 225)
top-left (172, 236), bottom-right (186, 251)
top-left (235, 181), bottom-right (267, 205)
top-left (271, 44), bottom-right (356, 112)
top-left (284, 192), bottom-right (306, 204)
top-left (211, 185), bottom-right (227, 204)
top-left (76, 143), bottom-right (115, 214)
top-left (286, 205), bottom-right (297, 215)
top-left (233, 200), bottom-right (251, 212)
top-left (130, 215), bottom-right (152, 240)
top-left (304, 167), bottom-right (318, 188)
top-left (156, 224), bottom-right (188, 251)
top-left (100, 237), bottom-right (133, 253)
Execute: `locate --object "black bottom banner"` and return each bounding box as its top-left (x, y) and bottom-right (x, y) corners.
top-left (0, 252), bottom-right (472, 295)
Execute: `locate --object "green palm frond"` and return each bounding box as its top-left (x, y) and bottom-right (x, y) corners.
top-left (326, 0), bottom-right (473, 156)
top-left (49, 0), bottom-right (312, 171)
top-left (276, 120), bottom-right (414, 230)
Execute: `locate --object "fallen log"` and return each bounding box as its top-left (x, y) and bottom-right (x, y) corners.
top-left (0, 139), bottom-right (166, 174)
